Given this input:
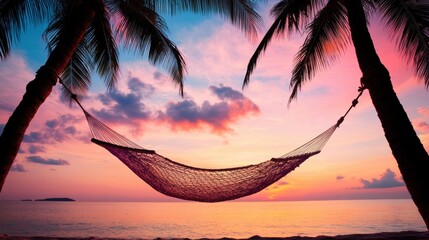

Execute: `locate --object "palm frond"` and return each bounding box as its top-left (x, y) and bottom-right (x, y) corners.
top-left (361, 0), bottom-right (377, 19)
top-left (43, 0), bottom-right (98, 100)
top-left (289, 0), bottom-right (349, 103)
top-left (0, 0), bottom-right (55, 59)
top-left (42, 1), bottom-right (72, 53)
top-left (116, 0), bottom-right (186, 96)
top-left (61, 42), bottom-right (93, 103)
top-left (270, 0), bottom-right (324, 32)
top-left (377, 0), bottom-right (429, 87)
top-left (0, 22), bottom-right (9, 58)
top-left (149, 0), bottom-right (263, 41)
top-left (86, 1), bottom-right (119, 90)
top-left (243, 0), bottom-right (322, 88)
top-left (43, 1), bottom-right (93, 101)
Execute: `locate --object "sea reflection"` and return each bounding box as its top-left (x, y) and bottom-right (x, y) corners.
top-left (0, 199), bottom-right (426, 238)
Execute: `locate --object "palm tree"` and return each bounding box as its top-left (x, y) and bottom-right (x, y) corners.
top-left (0, 0), bottom-right (262, 191)
top-left (243, 0), bottom-right (429, 229)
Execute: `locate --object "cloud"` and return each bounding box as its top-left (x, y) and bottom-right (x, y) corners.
top-left (209, 85), bottom-right (245, 101)
top-left (10, 163), bottom-right (27, 172)
top-left (45, 119), bottom-right (59, 129)
top-left (157, 85), bottom-right (260, 134)
top-left (95, 90), bottom-right (151, 120)
top-left (23, 132), bottom-right (44, 143)
top-left (93, 77), bottom-right (153, 132)
top-left (269, 181), bottom-right (289, 190)
top-left (23, 114), bottom-right (82, 144)
top-left (28, 145), bottom-right (46, 154)
top-left (413, 106), bottom-right (429, 133)
top-left (264, 180), bottom-right (290, 200)
top-left (336, 175), bottom-right (345, 181)
top-left (0, 103), bottom-right (14, 112)
top-left (0, 123), bottom-right (4, 134)
top-left (418, 107), bottom-right (429, 117)
top-left (417, 122), bottom-right (429, 132)
top-left (153, 71), bottom-right (168, 84)
top-left (357, 169), bottom-right (405, 189)
top-left (128, 77), bottom-right (156, 97)
top-left (0, 54), bottom-right (35, 113)
top-left (93, 80), bottom-right (260, 135)
top-left (26, 156), bottom-right (70, 166)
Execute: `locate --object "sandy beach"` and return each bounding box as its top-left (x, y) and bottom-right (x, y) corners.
top-left (1, 231), bottom-right (429, 240)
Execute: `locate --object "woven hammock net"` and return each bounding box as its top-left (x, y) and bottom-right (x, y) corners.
top-left (83, 109), bottom-right (339, 202)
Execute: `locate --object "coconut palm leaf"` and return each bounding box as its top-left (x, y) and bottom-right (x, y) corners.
top-left (376, 0), bottom-right (429, 87)
top-left (290, 0), bottom-right (349, 102)
top-left (44, 1), bottom-right (119, 95)
top-left (42, 1), bottom-right (66, 49)
top-left (43, 1), bottom-right (93, 98)
top-left (115, 0), bottom-right (186, 95)
top-left (243, 0), bottom-right (321, 88)
top-left (361, 0), bottom-right (377, 18)
top-left (148, 0), bottom-right (262, 40)
top-left (0, 0), bottom-right (54, 58)
top-left (270, 0), bottom-right (323, 30)
top-left (60, 42), bottom-right (93, 101)
top-left (87, 1), bottom-right (119, 90)
top-left (0, 21), bottom-right (8, 58)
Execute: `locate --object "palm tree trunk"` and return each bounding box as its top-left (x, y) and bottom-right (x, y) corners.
top-left (0, 1), bottom-right (96, 191)
top-left (345, 0), bottom-right (429, 229)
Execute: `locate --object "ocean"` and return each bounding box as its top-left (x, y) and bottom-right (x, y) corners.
top-left (0, 199), bottom-right (426, 239)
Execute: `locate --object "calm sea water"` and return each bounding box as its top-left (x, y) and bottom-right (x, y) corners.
top-left (0, 199), bottom-right (426, 239)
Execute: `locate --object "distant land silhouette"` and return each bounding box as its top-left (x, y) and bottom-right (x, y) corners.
top-left (34, 198), bottom-right (75, 202)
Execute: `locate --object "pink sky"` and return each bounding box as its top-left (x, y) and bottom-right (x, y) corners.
top-left (0, 5), bottom-right (428, 202)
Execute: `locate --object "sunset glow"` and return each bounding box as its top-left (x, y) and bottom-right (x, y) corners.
top-left (0, 4), bottom-right (428, 202)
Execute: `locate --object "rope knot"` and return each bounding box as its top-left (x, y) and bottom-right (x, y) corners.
top-left (337, 85), bottom-right (367, 128)
top-left (57, 76), bottom-right (86, 111)
top-left (336, 117), bottom-right (344, 127)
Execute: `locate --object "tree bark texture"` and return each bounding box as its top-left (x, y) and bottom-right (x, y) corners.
top-left (345, 0), bottom-right (429, 229)
top-left (0, 0), bottom-right (96, 191)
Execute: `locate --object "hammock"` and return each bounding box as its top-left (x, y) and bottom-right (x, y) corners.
top-left (62, 80), bottom-right (364, 202)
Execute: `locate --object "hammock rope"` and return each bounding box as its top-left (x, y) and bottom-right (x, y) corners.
top-left (59, 78), bottom-right (365, 202)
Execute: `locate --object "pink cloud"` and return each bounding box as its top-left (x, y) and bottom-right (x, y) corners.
top-left (0, 54), bottom-right (35, 117)
top-left (416, 122), bottom-right (429, 133)
top-left (356, 169), bottom-right (405, 189)
top-left (23, 114), bottom-right (84, 144)
top-left (418, 107), bottom-right (429, 117)
top-left (91, 76), bottom-right (154, 135)
top-left (10, 163), bottom-right (27, 172)
top-left (89, 75), bottom-right (261, 135)
top-left (413, 107), bottom-right (429, 133)
top-left (157, 85), bottom-right (260, 134)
